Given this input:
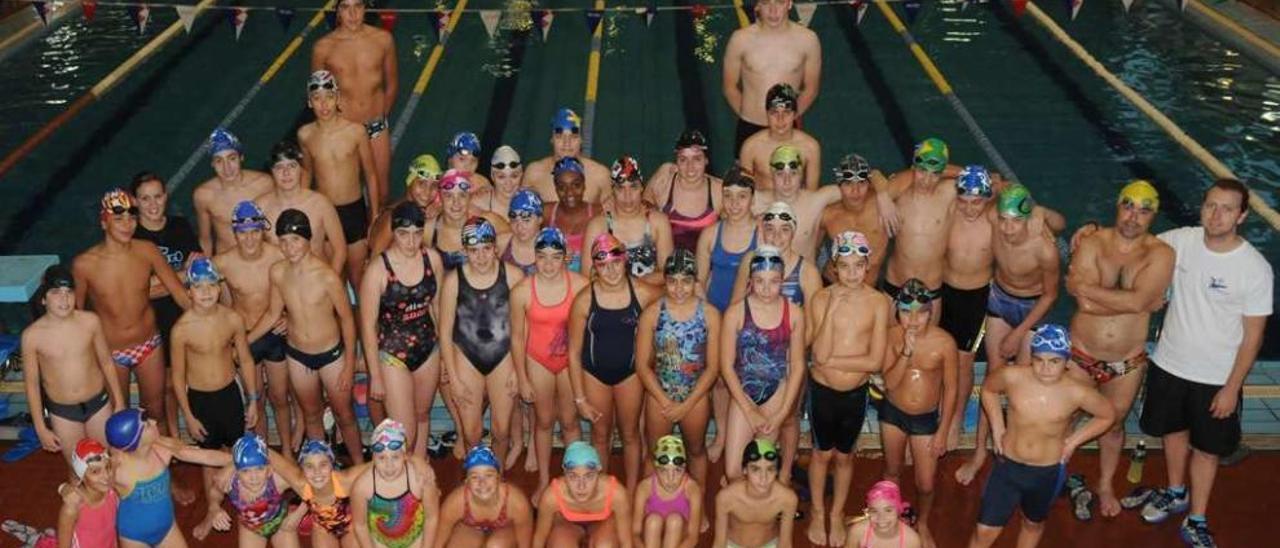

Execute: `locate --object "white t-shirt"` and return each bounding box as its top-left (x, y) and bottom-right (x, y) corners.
top-left (1151, 227), bottom-right (1273, 385)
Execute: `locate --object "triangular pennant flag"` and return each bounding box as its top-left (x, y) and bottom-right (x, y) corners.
top-left (795, 2), bottom-right (818, 27)
top-left (645, 3), bottom-right (656, 27)
top-left (275, 7), bottom-right (295, 31)
top-left (480, 9), bottom-right (501, 38)
top-left (325, 9), bottom-right (337, 30)
top-left (585, 9), bottom-right (603, 35)
top-left (1068, 0), bottom-right (1083, 19)
top-left (234, 8), bottom-right (248, 41)
top-left (83, 1), bottom-right (97, 22)
top-left (379, 10), bottom-right (398, 31)
top-left (135, 4), bottom-right (150, 35)
top-left (175, 4), bottom-right (198, 33)
top-left (31, 1), bottom-right (50, 26)
top-left (1121, 0), bottom-right (1134, 12)
top-left (1012, 0), bottom-right (1027, 17)
top-left (539, 10), bottom-right (554, 41)
top-left (745, 1), bottom-right (757, 23)
top-left (852, 0), bottom-right (868, 24)
top-left (904, 0), bottom-right (922, 24)
top-left (433, 9), bottom-right (449, 41)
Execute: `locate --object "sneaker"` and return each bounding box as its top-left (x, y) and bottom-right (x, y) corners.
top-left (1140, 488), bottom-right (1189, 524)
top-left (1120, 486), bottom-right (1156, 510)
top-left (1180, 517), bottom-right (1216, 547)
top-left (1219, 443), bottom-right (1250, 467)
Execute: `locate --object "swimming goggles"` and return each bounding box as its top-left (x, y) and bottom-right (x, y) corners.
top-left (491, 160), bottom-right (521, 170)
top-left (440, 179), bottom-right (472, 192)
top-left (592, 247), bottom-right (627, 263)
top-left (655, 454), bottom-right (687, 467)
top-left (770, 160), bottom-right (802, 172)
top-left (762, 211), bottom-right (795, 224)
top-left (371, 440), bottom-right (405, 453)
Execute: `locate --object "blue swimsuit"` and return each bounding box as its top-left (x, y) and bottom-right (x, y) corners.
top-left (117, 460), bottom-right (175, 545)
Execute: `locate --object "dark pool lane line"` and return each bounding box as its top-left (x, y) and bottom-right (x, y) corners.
top-left (674, 0), bottom-right (711, 147)
top-left (479, 30), bottom-right (532, 165)
top-left (834, 4), bottom-right (916, 166)
top-left (986, 1), bottom-right (1197, 227)
top-left (0, 16), bottom-right (221, 254)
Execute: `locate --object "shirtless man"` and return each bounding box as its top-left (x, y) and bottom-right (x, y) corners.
top-left (751, 145), bottom-right (841, 259)
top-left (1064, 180), bottom-right (1173, 517)
top-left (255, 140), bottom-right (348, 274)
top-left (247, 209), bottom-right (363, 465)
top-left (957, 184), bottom-right (1061, 485)
top-left (879, 279), bottom-right (958, 548)
top-left (298, 70), bottom-right (380, 288)
top-left (523, 108), bottom-right (612, 205)
top-left (713, 439), bottom-right (798, 548)
top-left (722, 0), bottom-right (821, 155)
top-left (192, 128), bottom-right (274, 255)
top-left (311, 0), bottom-right (397, 205)
top-left (872, 138), bottom-right (958, 302)
top-left (967, 325), bottom-right (1115, 548)
top-left (804, 232), bottom-right (889, 546)
top-left (23, 265), bottom-right (126, 463)
top-left (738, 84), bottom-right (821, 191)
top-left (213, 201), bottom-right (298, 460)
top-left (818, 154), bottom-right (887, 286)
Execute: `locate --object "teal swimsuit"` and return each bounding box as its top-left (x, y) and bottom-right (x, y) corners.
top-left (117, 460), bottom-right (175, 545)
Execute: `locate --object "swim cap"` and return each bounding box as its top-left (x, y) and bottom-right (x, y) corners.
top-left (769, 145), bottom-right (803, 171)
top-left (491, 145), bottom-right (521, 169)
top-left (232, 433), bottom-right (270, 470)
top-left (231, 200), bottom-right (270, 232)
top-left (749, 245), bottom-right (785, 274)
top-left (551, 108), bottom-right (582, 133)
top-left (186, 256), bottom-right (221, 286)
top-left (912, 138), bottom-right (949, 174)
top-left (101, 188), bottom-right (137, 218)
top-left (1118, 179), bottom-right (1159, 212)
top-left (42, 264), bottom-right (74, 291)
top-left (957, 165), bottom-right (993, 198)
top-left (765, 83), bottom-right (799, 112)
top-left (275, 208), bottom-right (313, 240)
top-left (1030, 324), bottom-right (1070, 359)
top-left (391, 201), bottom-right (426, 229)
top-left (508, 189), bottom-right (544, 218)
top-left (834, 154), bottom-right (870, 184)
top-left (371, 419), bottom-right (407, 451)
top-left (270, 140), bottom-right (304, 167)
top-left (439, 169), bottom-right (472, 193)
top-left (72, 438), bottom-right (108, 479)
top-left (654, 435), bottom-right (686, 466)
top-left (591, 233), bottom-right (626, 265)
top-left (447, 131), bottom-right (481, 158)
top-left (996, 184), bottom-right (1034, 219)
top-left (298, 439), bottom-right (336, 464)
top-left (307, 70), bottom-right (339, 95)
top-left (535, 227), bottom-right (568, 251)
top-left (743, 438), bottom-right (780, 463)
top-left (461, 217), bottom-right (497, 247)
top-left (464, 445), bottom-right (501, 473)
top-left (831, 231), bottom-right (872, 258)
top-left (406, 154), bottom-right (443, 187)
top-left (896, 278), bottom-right (935, 311)
top-left (722, 165), bottom-right (755, 190)
top-left (664, 248), bottom-right (697, 277)
top-left (562, 440), bottom-right (601, 470)
top-left (106, 408), bottom-right (144, 451)
top-left (553, 156), bottom-right (584, 177)
top-left (763, 201), bottom-right (796, 227)
top-left (610, 156), bottom-right (642, 185)
top-left (209, 127), bottom-right (243, 157)
top-left (866, 480), bottom-right (906, 513)
top-left (675, 129), bottom-right (708, 152)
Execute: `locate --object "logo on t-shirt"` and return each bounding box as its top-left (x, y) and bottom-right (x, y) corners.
top-left (1208, 276), bottom-right (1229, 293)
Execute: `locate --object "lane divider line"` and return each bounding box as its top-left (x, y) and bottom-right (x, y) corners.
top-left (390, 0), bottom-right (469, 150)
top-left (581, 0), bottom-right (606, 157)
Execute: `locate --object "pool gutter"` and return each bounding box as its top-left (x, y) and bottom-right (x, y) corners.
top-left (1158, 0), bottom-right (1280, 77)
top-left (0, 0), bottom-right (81, 64)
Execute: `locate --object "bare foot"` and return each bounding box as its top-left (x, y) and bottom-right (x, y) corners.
top-left (192, 521), bottom-right (212, 541)
top-left (954, 452), bottom-right (986, 486)
top-left (828, 511), bottom-right (847, 546)
top-left (806, 511), bottom-right (828, 546)
top-left (1098, 488), bottom-right (1121, 518)
top-left (171, 483), bottom-right (196, 506)
top-left (707, 436), bottom-right (724, 464)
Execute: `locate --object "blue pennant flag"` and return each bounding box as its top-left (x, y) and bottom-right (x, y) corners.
top-left (325, 9), bottom-right (337, 30)
top-left (904, 0), bottom-right (922, 24)
top-left (275, 7), bottom-right (295, 31)
top-left (585, 9), bottom-right (603, 34)
top-left (32, 1), bottom-right (50, 25)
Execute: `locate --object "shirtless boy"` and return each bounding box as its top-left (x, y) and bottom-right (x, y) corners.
top-left (523, 108), bottom-right (612, 205)
top-left (738, 84), bottom-right (821, 191)
top-left (958, 184), bottom-right (1060, 485)
top-left (752, 146), bottom-right (841, 259)
top-left (193, 128), bottom-right (275, 255)
top-left (298, 70), bottom-right (380, 288)
top-left (1065, 180), bottom-right (1173, 517)
top-left (873, 138), bottom-right (958, 301)
top-left (312, 0), bottom-right (398, 205)
top-left (248, 209), bottom-right (363, 464)
top-left (804, 232), bottom-right (889, 546)
top-left (818, 154), bottom-right (887, 286)
top-left (23, 265), bottom-right (126, 463)
top-left (722, 0), bottom-right (821, 155)
top-left (879, 279), bottom-right (958, 548)
top-left (713, 439), bottom-right (798, 548)
top-left (968, 325), bottom-right (1115, 548)
top-left (255, 140), bottom-right (348, 274)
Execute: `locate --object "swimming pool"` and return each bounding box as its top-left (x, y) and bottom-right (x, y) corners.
top-left (0, 0), bottom-right (1275, 350)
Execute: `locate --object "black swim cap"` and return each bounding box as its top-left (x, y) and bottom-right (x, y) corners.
top-left (722, 164), bottom-right (755, 191)
top-left (43, 264), bottom-right (74, 291)
top-left (270, 140), bottom-right (304, 166)
top-left (275, 208), bottom-right (313, 240)
top-left (391, 201), bottom-right (426, 229)
top-left (674, 129), bottom-right (708, 152)
top-left (896, 278), bottom-right (935, 310)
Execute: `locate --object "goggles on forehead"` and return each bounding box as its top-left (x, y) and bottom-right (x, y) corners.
top-left (491, 160), bottom-right (521, 170)
top-left (744, 448), bottom-right (779, 463)
top-left (105, 205), bottom-right (140, 217)
top-left (835, 242), bottom-right (871, 257)
top-left (762, 211), bottom-right (794, 224)
top-left (371, 440), bottom-right (405, 453)
top-left (913, 155), bottom-right (945, 171)
top-left (655, 454), bottom-right (687, 467)
top-left (509, 211), bottom-right (538, 221)
top-left (771, 160), bottom-right (801, 172)
top-left (440, 179), bottom-right (472, 192)
top-left (835, 167), bottom-right (870, 183)
top-left (308, 80), bottom-right (337, 92)
top-left (554, 126), bottom-right (581, 135)
top-left (749, 254), bottom-right (785, 272)
top-left (592, 247), bottom-right (626, 264)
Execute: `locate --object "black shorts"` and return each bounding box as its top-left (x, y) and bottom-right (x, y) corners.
top-left (978, 457), bottom-right (1066, 526)
top-left (335, 199), bottom-right (369, 244)
top-left (734, 118), bottom-right (767, 157)
top-left (939, 284), bottom-right (989, 353)
top-left (188, 380), bottom-right (245, 450)
top-left (1139, 362), bottom-right (1241, 457)
top-left (878, 397), bottom-right (939, 436)
top-left (250, 331), bottom-right (288, 364)
top-left (807, 378), bottom-right (868, 453)
top-left (44, 390), bottom-right (110, 423)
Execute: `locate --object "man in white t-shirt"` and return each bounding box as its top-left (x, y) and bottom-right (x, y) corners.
top-left (1136, 179), bottom-right (1273, 548)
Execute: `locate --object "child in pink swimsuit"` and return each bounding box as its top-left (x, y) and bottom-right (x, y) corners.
top-left (632, 435), bottom-right (703, 547)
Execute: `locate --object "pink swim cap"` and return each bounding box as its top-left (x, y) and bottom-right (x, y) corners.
top-left (866, 480), bottom-right (905, 514)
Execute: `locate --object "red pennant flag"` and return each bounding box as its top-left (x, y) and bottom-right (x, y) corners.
top-left (1012, 0), bottom-right (1027, 16)
top-left (83, 1), bottom-right (97, 21)
top-left (379, 10), bottom-right (398, 31)
top-left (31, 1), bottom-right (50, 26)
top-left (691, 4), bottom-right (709, 21)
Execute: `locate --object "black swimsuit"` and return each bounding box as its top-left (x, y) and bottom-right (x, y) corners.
top-left (377, 252), bottom-right (438, 372)
top-left (581, 280), bottom-right (642, 386)
top-left (452, 266), bottom-right (512, 375)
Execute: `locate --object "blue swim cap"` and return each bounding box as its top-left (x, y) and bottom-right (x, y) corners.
top-left (551, 108), bottom-right (582, 132)
top-left (231, 200), bottom-right (270, 233)
top-left (106, 409), bottom-right (144, 451)
top-left (464, 445), bottom-right (501, 473)
top-left (298, 439), bottom-right (335, 464)
top-left (461, 217), bottom-right (497, 247)
top-left (447, 132), bottom-right (481, 158)
top-left (553, 157), bottom-right (584, 177)
top-left (209, 127), bottom-right (243, 157)
top-left (233, 433), bottom-right (269, 470)
top-left (1030, 324), bottom-right (1071, 359)
top-left (957, 165), bottom-right (993, 198)
top-left (186, 256), bottom-right (221, 286)
top-left (563, 441), bottom-right (601, 470)
top-left (535, 227), bottom-right (567, 251)
top-left (508, 189), bottom-right (544, 218)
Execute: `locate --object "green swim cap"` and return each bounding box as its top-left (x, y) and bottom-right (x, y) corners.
top-left (743, 438), bottom-right (780, 463)
top-left (769, 145), bottom-right (803, 171)
top-left (997, 184), bottom-right (1035, 219)
top-left (406, 154), bottom-right (442, 187)
top-left (912, 138), bottom-right (949, 174)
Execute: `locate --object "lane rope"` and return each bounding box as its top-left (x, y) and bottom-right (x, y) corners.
top-left (581, 0), bottom-right (607, 157)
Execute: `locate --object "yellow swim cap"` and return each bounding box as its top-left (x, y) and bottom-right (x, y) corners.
top-left (1118, 179), bottom-right (1159, 211)
top-left (769, 145), bottom-right (802, 170)
top-left (406, 155), bottom-right (442, 187)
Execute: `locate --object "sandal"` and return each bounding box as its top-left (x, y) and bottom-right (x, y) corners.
top-left (1065, 474), bottom-right (1094, 521)
top-left (1120, 486), bottom-right (1155, 510)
